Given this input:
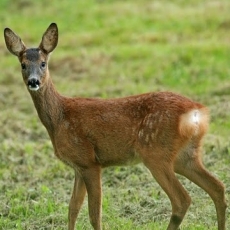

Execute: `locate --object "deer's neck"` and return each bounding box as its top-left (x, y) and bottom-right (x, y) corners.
top-left (29, 76), bottom-right (63, 138)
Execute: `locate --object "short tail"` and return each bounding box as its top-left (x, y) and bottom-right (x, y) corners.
top-left (179, 107), bottom-right (209, 139)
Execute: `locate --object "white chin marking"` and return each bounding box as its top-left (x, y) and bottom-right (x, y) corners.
top-left (28, 86), bottom-right (40, 91)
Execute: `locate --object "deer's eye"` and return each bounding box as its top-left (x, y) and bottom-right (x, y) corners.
top-left (21, 63), bottom-right (26, 70)
top-left (41, 62), bottom-right (46, 68)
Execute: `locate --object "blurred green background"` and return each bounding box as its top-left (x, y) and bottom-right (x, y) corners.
top-left (0, 0), bottom-right (229, 229)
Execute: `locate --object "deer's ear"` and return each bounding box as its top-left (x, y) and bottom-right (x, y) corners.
top-left (39, 23), bottom-right (58, 54)
top-left (4, 28), bottom-right (26, 57)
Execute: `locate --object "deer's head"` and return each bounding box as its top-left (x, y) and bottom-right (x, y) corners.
top-left (4, 23), bottom-right (58, 91)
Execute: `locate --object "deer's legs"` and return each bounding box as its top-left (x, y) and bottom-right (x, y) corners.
top-left (68, 170), bottom-right (87, 230)
top-left (144, 157), bottom-right (191, 230)
top-left (82, 165), bottom-right (102, 230)
top-left (175, 153), bottom-right (227, 230)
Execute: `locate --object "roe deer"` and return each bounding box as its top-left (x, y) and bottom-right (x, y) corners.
top-left (4, 23), bottom-right (227, 230)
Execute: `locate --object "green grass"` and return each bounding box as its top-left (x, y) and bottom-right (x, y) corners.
top-left (0, 0), bottom-right (230, 229)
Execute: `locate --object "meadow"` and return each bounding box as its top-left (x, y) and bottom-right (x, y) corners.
top-left (0, 0), bottom-right (230, 229)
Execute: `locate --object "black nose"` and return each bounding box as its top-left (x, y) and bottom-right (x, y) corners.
top-left (28, 78), bottom-right (40, 88)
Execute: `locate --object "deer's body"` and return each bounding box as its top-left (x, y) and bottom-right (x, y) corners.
top-left (30, 80), bottom-right (207, 168)
top-left (4, 23), bottom-right (227, 230)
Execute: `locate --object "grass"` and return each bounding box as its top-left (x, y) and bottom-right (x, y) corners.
top-left (0, 0), bottom-right (230, 229)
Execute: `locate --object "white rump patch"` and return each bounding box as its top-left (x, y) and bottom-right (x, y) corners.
top-left (192, 110), bottom-right (199, 125)
top-left (179, 108), bottom-right (209, 138)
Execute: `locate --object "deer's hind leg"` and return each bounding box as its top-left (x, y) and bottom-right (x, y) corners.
top-left (142, 150), bottom-right (191, 230)
top-left (174, 142), bottom-right (227, 230)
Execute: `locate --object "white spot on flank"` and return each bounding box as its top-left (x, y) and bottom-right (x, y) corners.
top-left (138, 129), bottom-right (144, 138)
top-left (145, 134), bottom-right (149, 143)
top-left (64, 121), bottom-right (70, 129)
top-left (151, 133), bottom-right (155, 140)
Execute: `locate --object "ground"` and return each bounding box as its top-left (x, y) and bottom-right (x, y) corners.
top-left (0, 0), bottom-right (229, 229)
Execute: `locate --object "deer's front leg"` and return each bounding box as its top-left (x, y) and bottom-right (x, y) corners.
top-left (68, 170), bottom-right (87, 230)
top-left (82, 165), bottom-right (102, 230)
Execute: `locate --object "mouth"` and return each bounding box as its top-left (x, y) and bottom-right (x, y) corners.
top-left (28, 85), bottom-right (40, 91)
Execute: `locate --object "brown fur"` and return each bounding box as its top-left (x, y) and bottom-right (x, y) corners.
top-left (4, 23), bottom-right (227, 230)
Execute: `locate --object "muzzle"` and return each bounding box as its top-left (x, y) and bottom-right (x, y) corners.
top-left (28, 78), bottom-right (40, 91)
